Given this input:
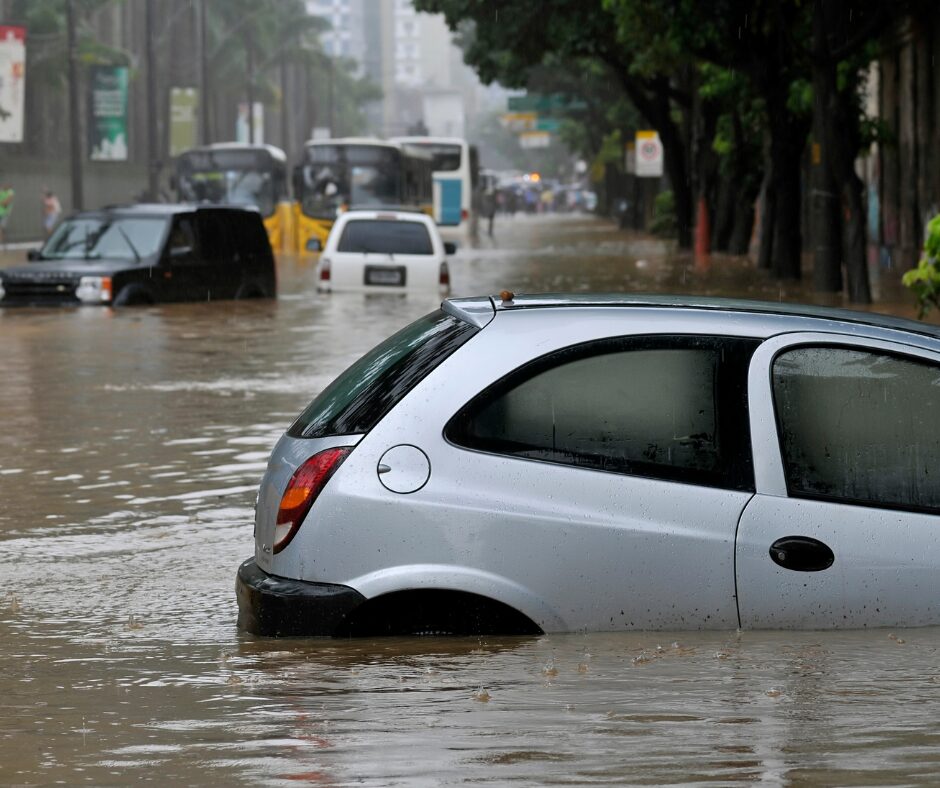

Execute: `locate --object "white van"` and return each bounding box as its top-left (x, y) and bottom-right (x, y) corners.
top-left (316, 210), bottom-right (454, 294)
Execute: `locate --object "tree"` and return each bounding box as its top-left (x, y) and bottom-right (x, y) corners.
top-left (414, 0), bottom-right (697, 249)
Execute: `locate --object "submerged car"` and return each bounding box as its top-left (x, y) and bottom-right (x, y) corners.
top-left (0, 204), bottom-right (275, 306)
top-left (237, 294), bottom-right (940, 637)
top-left (316, 209), bottom-right (453, 294)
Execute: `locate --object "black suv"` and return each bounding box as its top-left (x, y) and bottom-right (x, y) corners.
top-left (0, 204), bottom-right (276, 306)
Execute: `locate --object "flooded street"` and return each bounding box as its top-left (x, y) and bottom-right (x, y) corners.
top-left (2, 214), bottom-right (940, 785)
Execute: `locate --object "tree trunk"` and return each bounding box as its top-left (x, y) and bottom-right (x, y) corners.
top-left (757, 165), bottom-right (775, 270)
top-left (712, 178), bottom-right (734, 252)
top-left (811, 3), bottom-right (843, 292)
top-left (614, 74), bottom-right (693, 249)
top-left (812, 154), bottom-right (843, 292)
top-left (763, 80), bottom-right (808, 280)
top-left (813, 0), bottom-right (872, 303)
top-left (771, 139), bottom-right (804, 279)
top-left (843, 169), bottom-right (871, 302)
top-left (729, 195), bottom-right (756, 255)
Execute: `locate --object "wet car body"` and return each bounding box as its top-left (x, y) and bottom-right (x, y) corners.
top-left (237, 295), bottom-right (940, 637)
top-left (0, 203), bottom-right (276, 306)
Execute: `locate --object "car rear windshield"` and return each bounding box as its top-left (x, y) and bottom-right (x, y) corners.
top-left (337, 219), bottom-right (434, 255)
top-left (288, 310), bottom-right (478, 439)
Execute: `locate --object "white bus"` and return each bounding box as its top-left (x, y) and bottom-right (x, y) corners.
top-left (391, 136), bottom-right (479, 242)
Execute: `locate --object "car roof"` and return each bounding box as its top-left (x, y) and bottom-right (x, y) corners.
top-left (181, 142), bottom-right (287, 162)
top-left (443, 293), bottom-right (940, 342)
top-left (339, 209), bottom-right (433, 223)
top-left (71, 203), bottom-right (259, 219)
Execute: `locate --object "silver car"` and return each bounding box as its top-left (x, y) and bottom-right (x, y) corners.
top-left (236, 294), bottom-right (940, 637)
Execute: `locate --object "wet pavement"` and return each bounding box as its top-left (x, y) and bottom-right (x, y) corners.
top-left (2, 214), bottom-right (940, 785)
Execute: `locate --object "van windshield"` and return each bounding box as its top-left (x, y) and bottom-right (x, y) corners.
top-left (288, 310), bottom-right (478, 439)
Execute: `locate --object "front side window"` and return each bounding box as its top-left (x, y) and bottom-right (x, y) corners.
top-left (337, 220), bottom-right (433, 255)
top-left (773, 346), bottom-right (940, 512)
top-left (446, 336), bottom-right (757, 490)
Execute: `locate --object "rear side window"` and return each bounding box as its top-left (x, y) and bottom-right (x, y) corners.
top-left (773, 346), bottom-right (940, 512)
top-left (197, 211), bottom-right (236, 261)
top-left (338, 219), bottom-right (433, 255)
top-left (231, 212), bottom-right (270, 257)
top-left (446, 336), bottom-right (757, 491)
top-left (289, 310), bottom-right (477, 439)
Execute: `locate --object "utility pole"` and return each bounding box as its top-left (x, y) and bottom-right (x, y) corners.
top-left (327, 56), bottom-right (334, 137)
top-left (245, 28), bottom-right (255, 144)
top-left (278, 0), bottom-right (289, 152)
top-left (145, 0), bottom-right (159, 200)
top-left (66, 0), bottom-right (83, 210)
top-left (197, 0), bottom-right (210, 144)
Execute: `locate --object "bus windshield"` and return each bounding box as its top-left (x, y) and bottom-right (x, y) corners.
top-left (405, 143), bottom-right (462, 172)
top-left (300, 145), bottom-right (402, 219)
top-left (177, 150), bottom-right (276, 216)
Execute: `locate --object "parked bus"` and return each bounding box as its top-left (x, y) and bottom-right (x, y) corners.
top-left (175, 143), bottom-right (293, 252)
top-left (391, 136), bottom-right (479, 242)
top-left (293, 138), bottom-right (434, 253)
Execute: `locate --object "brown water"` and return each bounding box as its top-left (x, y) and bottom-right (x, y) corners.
top-left (2, 214), bottom-right (940, 785)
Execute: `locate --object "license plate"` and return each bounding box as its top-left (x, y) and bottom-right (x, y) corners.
top-left (364, 265), bottom-right (407, 286)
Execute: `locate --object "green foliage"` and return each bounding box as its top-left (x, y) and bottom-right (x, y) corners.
top-left (902, 215), bottom-right (940, 318)
top-left (650, 190), bottom-right (677, 238)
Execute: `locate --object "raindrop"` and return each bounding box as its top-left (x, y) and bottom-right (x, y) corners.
top-left (473, 686), bottom-right (491, 702)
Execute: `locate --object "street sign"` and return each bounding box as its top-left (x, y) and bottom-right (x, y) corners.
top-left (635, 130), bottom-right (663, 178)
top-left (519, 130), bottom-right (551, 149)
top-left (507, 93), bottom-right (587, 114)
top-left (501, 112), bottom-right (537, 132)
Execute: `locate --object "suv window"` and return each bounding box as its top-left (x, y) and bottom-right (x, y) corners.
top-left (231, 211), bottom-right (269, 257)
top-left (197, 210), bottom-right (236, 261)
top-left (446, 336), bottom-right (758, 490)
top-left (338, 219), bottom-right (433, 255)
top-left (288, 310), bottom-right (478, 439)
top-left (773, 346), bottom-right (940, 512)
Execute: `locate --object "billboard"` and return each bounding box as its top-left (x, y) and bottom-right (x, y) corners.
top-left (0, 26), bottom-right (26, 143)
top-left (89, 66), bottom-right (129, 161)
top-left (170, 87), bottom-right (198, 157)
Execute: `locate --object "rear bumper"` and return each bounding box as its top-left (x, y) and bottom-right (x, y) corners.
top-left (235, 558), bottom-right (366, 637)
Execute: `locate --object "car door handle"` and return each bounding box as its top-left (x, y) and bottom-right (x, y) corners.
top-left (769, 536), bottom-right (835, 572)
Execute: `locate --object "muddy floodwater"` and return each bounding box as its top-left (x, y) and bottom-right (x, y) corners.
top-left (2, 215), bottom-right (940, 785)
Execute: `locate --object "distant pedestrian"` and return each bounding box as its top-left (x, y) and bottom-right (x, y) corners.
top-left (0, 182), bottom-right (15, 244)
top-left (41, 188), bottom-right (61, 237)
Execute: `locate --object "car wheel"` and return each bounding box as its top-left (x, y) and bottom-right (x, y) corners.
top-left (333, 590), bottom-right (542, 638)
top-left (113, 285), bottom-right (155, 306)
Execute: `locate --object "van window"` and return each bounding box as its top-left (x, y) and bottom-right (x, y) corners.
top-left (289, 310), bottom-right (477, 439)
top-left (337, 219), bottom-right (433, 255)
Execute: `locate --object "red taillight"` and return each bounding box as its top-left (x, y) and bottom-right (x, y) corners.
top-left (273, 447), bottom-right (352, 554)
top-left (461, 208), bottom-right (469, 221)
top-left (439, 261), bottom-right (450, 287)
top-left (319, 257), bottom-right (331, 281)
